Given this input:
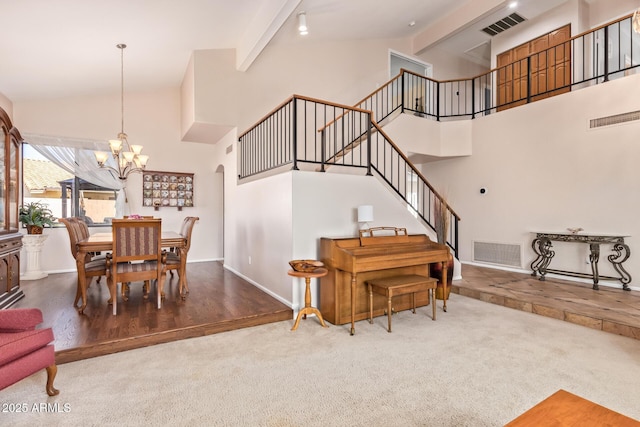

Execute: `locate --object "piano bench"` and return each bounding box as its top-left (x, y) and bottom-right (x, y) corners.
top-left (367, 274), bottom-right (437, 333)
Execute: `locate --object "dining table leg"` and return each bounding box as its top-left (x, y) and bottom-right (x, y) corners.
top-left (75, 252), bottom-right (88, 314)
top-left (179, 247), bottom-right (188, 298)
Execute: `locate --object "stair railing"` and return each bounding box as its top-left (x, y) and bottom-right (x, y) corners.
top-left (238, 95), bottom-right (460, 257)
top-left (367, 120), bottom-right (460, 256)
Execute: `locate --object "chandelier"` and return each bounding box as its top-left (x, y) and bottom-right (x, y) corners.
top-left (95, 43), bottom-right (148, 180)
top-left (634, 8), bottom-right (640, 34)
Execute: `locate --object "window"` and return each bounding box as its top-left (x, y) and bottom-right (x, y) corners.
top-left (23, 143), bottom-right (118, 225)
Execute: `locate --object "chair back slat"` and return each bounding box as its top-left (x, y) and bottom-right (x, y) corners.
top-left (114, 226), bottom-right (160, 257)
top-left (59, 217), bottom-right (90, 258)
top-left (111, 218), bottom-right (162, 263)
top-left (108, 218), bottom-right (165, 315)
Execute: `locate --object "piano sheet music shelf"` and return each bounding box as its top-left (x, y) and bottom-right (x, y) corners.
top-left (320, 227), bottom-right (449, 335)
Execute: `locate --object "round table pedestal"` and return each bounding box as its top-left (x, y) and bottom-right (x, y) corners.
top-left (21, 234), bottom-right (49, 281)
top-left (288, 267), bottom-right (328, 331)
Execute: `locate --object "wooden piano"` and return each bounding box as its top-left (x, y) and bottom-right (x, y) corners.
top-left (320, 227), bottom-right (450, 335)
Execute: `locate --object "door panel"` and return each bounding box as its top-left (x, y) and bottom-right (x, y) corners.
top-left (497, 24), bottom-right (571, 110)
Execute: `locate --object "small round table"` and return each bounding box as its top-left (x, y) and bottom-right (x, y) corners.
top-left (288, 267), bottom-right (328, 331)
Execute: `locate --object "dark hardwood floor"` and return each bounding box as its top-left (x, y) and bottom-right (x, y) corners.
top-left (12, 261), bottom-right (639, 366)
top-left (13, 261), bottom-right (292, 364)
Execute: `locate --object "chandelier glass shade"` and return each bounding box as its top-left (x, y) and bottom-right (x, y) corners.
top-left (95, 43), bottom-right (148, 180)
top-left (633, 8), bottom-right (640, 34)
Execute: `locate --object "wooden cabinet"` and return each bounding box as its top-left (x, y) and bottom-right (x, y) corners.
top-left (0, 107), bottom-right (24, 309)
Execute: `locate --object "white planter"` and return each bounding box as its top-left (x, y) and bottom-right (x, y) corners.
top-left (21, 234), bottom-right (49, 280)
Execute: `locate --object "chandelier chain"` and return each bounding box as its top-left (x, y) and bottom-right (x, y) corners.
top-left (118, 43), bottom-right (126, 138)
top-left (94, 42), bottom-right (148, 181)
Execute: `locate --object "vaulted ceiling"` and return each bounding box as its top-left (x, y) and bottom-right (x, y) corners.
top-left (0, 0), bottom-right (569, 102)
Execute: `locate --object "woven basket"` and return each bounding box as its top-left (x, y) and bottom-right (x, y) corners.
top-left (289, 260), bottom-right (324, 272)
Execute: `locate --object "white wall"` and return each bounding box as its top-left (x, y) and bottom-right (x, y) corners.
top-left (211, 108), bottom-right (447, 311)
top-left (14, 89), bottom-right (223, 274)
top-left (587, 0), bottom-right (638, 27)
top-left (420, 71), bottom-right (640, 290)
top-left (384, 114), bottom-right (473, 158)
top-left (291, 170), bottom-right (441, 311)
top-left (226, 170), bottom-right (294, 306)
top-left (418, 46), bottom-right (489, 80)
top-left (189, 38), bottom-right (413, 135)
top-left (0, 93), bottom-right (12, 117)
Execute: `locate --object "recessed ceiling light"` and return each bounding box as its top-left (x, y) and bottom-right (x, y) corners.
top-left (508, 1), bottom-right (518, 8)
top-left (298, 12), bottom-right (308, 35)
top-left (409, 21), bottom-right (416, 27)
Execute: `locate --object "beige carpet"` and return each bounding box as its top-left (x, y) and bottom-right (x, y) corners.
top-left (2, 294), bottom-right (639, 426)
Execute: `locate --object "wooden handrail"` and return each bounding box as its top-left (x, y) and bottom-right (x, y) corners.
top-left (370, 119), bottom-right (460, 220)
top-left (239, 94), bottom-right (373, 139)
top-left (319, 71), bottom-right (410, 133)
top-left (294, 94), bottom-right (372, 114)
top-left (238, 95), bottom-right (295, 140)
top-left (352, 71), bottom-right (402, 107)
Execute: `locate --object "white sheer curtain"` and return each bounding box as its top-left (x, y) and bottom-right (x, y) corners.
top-left (24, 134), bottom-right (130, 217)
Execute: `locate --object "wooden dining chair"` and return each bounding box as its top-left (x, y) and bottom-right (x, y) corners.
top-left (106, 218), bottom-right (167, 315)
top-left (59, 217), bottom-right (107, 314)
top-left (165, 216), bottom-right (199, 299)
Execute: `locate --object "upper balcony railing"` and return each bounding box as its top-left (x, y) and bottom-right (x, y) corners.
top-left (357, 13), bottom-right (639, 123)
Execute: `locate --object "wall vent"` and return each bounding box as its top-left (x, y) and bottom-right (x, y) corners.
top-left (473, 241), bottom-right (522, 268)
top-left (589, 110), bottom-right (640, 129)
top-left (481, 13), bottom-right (526, 36)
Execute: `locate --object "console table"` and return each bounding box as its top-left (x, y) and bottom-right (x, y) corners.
top-left (530, 232), bottom-right (631, 291)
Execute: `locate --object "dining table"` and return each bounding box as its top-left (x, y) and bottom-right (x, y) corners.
top-left (75, 231), bottom-right (187, 313)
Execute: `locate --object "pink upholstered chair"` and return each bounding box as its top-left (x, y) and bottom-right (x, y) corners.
top-left (0, 308), bottom-right (59, 396)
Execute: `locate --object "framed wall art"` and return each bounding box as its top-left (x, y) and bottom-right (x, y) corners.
top-left (142, 170), bottom-right (194, 211)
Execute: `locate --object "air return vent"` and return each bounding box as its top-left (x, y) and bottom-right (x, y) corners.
top-left (589, 110), bottom-right (640, 129)
top-left (473, 241), bottom-right (522, 268)
top-left (481, 13), bottom-right (526, 36)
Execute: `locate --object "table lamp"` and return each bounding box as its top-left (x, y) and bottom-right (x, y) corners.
top-left (357, 205), bottom-right (374, 230)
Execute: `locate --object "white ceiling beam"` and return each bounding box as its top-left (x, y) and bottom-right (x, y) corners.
top-left (412, 0), bottom-right (506, 55)
top-left (236, 0), bottom-right (302, 71)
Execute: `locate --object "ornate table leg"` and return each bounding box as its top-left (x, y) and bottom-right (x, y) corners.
top-left (608, 243), bottom-right (632, 291)
top-left (531, 237), bottom-right (554, 281)
top-left (589, 243), bottom-right (600, 290)
top-left (178, 246), bottom-right (188, 298)
top-left (75, 252), bottom-right (88, 314)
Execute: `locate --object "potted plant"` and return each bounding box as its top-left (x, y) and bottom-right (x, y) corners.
top-left (430, 195), bottom-right (454, 300)
top-left (19, 202), bottom-right (56, 234)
